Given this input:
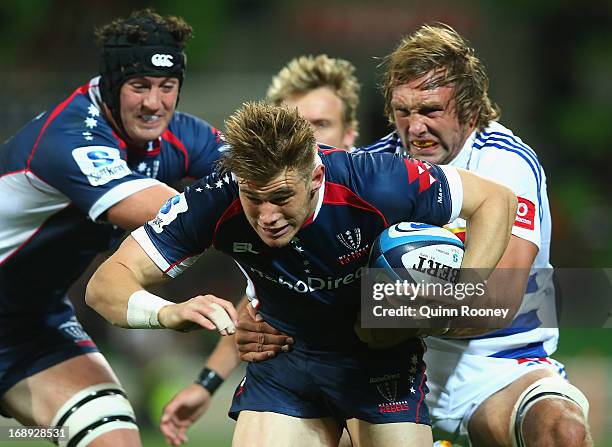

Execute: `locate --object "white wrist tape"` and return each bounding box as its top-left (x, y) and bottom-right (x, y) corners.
top-left (208, 302), bottom-right (236, 334)
top-left (127, 290), bottom-right (173, 328)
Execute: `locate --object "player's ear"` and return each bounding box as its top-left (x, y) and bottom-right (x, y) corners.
top-left (342, 126), bottom-right (356, 150)
top-left (310, 164), bottom-right (325, 195)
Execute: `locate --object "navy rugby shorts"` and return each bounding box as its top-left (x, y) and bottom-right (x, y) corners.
top-left (229, 338), bottom-right (430, 425)
top-left (0, 297), bottom-right (98, 398)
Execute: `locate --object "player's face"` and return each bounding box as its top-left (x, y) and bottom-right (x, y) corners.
top-left (391, 72), bottom-right (474, 165)
top-left (238, 165), bottom-right (324, 248)
top-left (119, 76), bottom-right (179, 148)
top-left (283, 87), bottom-right (355, 150)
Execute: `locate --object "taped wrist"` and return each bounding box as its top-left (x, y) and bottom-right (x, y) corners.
top-left (126, 290), bottom-right (172, 328)
top-left (196, 367), bottom-right (224, 395)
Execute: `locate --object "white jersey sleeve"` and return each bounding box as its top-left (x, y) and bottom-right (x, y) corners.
top-left (475, 146), bottom-right (542, 249)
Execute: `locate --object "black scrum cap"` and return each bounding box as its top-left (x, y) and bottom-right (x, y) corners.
top-left (99, 14), bottom-right (186, 136)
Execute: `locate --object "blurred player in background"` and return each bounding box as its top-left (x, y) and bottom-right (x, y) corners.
top-left (0, 9), bottom-right (227, 446)
top-left (267, 54), bottom-right (360, 151)
top-left (159, 54), bottom-right (361, 445)
top-left (232, 24), bottom-right (593, 447)
top-left (86, 101), bottom-right (516, 446)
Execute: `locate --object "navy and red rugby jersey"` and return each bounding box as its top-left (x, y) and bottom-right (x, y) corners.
top-left (0, 77), bottom-right (224, 314)
top-left (133, 149), bottom-right (463, 350)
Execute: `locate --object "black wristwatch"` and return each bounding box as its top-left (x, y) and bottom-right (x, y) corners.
top-left (195, 367), bottom-right (224, 395)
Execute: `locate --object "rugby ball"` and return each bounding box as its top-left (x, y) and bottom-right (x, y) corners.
top-left (369, 222), bottom-right (464, 285)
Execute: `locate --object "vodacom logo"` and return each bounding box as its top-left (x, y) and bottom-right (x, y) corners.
top-left (151, 54), bottom-right (174, 67)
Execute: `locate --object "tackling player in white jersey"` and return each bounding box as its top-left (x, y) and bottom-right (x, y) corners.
top-left (355, 25), bottom-right (591, 446)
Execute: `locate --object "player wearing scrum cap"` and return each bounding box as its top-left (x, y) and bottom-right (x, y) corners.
top-left (0, 9), bottom-right (234, 446)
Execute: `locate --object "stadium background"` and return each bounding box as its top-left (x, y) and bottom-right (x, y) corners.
top-left (1, 0), bottom-right (610, 445)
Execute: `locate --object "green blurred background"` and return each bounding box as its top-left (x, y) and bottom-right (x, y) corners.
top-left (1, 0), bottom-right (610, 445)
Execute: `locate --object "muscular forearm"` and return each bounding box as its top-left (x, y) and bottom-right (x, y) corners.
top-left (86, 259), bottom-right (154, 327)
top-left (205, 333), bottom-right (241, 378)
top-left (460, 179), bottom-right (517, 277)
top-left (86, 237), bottom-right (168, 327)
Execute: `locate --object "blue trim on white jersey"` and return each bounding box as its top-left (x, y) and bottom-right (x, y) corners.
top-left (526, 273), bottom-right (539, 294)
top-left (489, 341), bottom-right (547, 359)
top-left (355, 132), bottom-right (400, 154)
top-left (471, 309), bottom-right (541, 339)
top-left (474, 131), bottom-right (544, 221)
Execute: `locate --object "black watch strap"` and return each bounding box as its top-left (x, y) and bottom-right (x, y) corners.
top-left (196, 367), bottom-right (224, 395)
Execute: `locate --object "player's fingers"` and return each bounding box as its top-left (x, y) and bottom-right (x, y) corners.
top-left (187, 311), bottom-right (217, 331)
top-left (207, 302), bottom-right (236, 334)
top-left (210, 297), bottom-right (239, 328)
top-left (236, 318), bottom-right (284, 335)
top-left (235, 330), bottom-right (291, 346)
top-left (236, 341), bottom-right (289, 354)
top-left (159, 420), bottom-right (178, 445)
top-left (176, 428), bottom-right (188, 445)
top-left (240, 350), bottom-right (276, 362)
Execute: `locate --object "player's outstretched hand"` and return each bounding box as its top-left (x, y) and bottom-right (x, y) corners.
top-left (158, 294), bottom-right (239, 334)
top-left (160, 384), bottom-right (211, 446)
top-left (235, 299), bottom-right (294, 362)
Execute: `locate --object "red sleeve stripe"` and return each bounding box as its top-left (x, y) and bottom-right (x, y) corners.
top-left (322, 182), bottom-right (388, 227)
top-left (26, 85), bottom-right (88, 169)
top-left (163, 253), bottom-right (200, 274)
top-left (318, 147), bottom-right (346, 155)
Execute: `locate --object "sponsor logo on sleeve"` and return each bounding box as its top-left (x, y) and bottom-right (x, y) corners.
top-left (72, 146), bottom-right (131, 186)
top-left (514, 196), bottom-right (536, 230)
top-left (149, 193), bottom-right (188, 233)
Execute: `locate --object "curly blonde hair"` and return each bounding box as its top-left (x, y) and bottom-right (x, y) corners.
top-left (267, 54), bottom-right (361, 137)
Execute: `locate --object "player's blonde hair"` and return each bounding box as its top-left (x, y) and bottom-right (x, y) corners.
top-left (382, 23), bottom-right (500, 130)
top-left (267, 54), bottom-right (361, 138)
top-left (220, 101), bottom-right (316, 185)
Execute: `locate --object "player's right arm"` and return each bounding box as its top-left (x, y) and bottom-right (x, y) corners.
top-left (86, 235), bottom-right (237, 332)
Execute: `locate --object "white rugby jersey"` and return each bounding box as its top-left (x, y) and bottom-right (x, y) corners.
top-left (357, 122), bottom-right (559, 358)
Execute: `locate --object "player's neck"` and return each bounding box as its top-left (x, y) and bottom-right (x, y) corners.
top-left (101, 103), bottom-right (149, 152)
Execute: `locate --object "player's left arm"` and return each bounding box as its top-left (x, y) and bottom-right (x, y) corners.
top-left (456, 168), bottom-right (518, 277)
top-left (105, 183), bottom-right (179, 230)
top-left (444, 235), bottom-right (537, 338)
top-left (445, 155), bottom-right (540, 336)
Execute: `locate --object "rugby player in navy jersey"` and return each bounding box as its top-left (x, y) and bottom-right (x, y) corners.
top-left (158, 54), bottom-right (362, 445)
top-left (0, 9), bottom-right (232, 446)
top-left (86, 101), bottom-right (516, 446)
top-left (221, 26), bottom-right (593, 447)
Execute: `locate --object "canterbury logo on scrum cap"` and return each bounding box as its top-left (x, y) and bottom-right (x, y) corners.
top-left (151, 54), bottom-right (174, 67)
